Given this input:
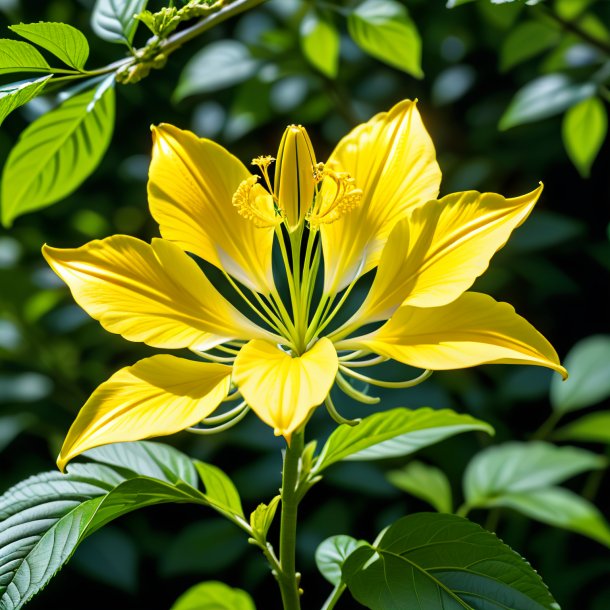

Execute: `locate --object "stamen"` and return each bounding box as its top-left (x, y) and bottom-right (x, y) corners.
top-left (187, 402), bottom-right (250, 434)
top-left (251, 155), bottom-right (276, 194)
top-left (201, 399), bottom-right (246, 424)
top-left (338, 354), bottom-right (389, 368)
top-left (324, 394), bottom-right (361, 427)
top-left (232, 176), bottom-right (281, 228)
top-left (339, 365), bottom-right (433, 389)
top-left (336, 372), bottom-right (380, 405)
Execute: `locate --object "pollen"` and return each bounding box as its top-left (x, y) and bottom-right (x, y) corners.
top-left (232, 176), bottom-right (282, 228)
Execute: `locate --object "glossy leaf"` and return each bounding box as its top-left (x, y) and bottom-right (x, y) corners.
top-left (500, 21), bottom-right (559, 71)
top-left (550, 335), bottom-right (610, 413)
top-left (9, 22), bottom-right (89, 70)
top-left (342, 513), bottom-right (559, 610)
top-left (314, 407), bottom-right (493, 472)
top-left (387, 461), bottom-right (453, 513)
top-left (0, 75), bottom-right (51, 126)
top-left (250, 495), bottom-right (280, 541)
top-left (554, 412), bottom-right (610, 443)
top-left (170, 581), bottom-right (256, 610)
top-left (0, 40), bottom-right (51, 74)
top-left (91, 0), bottom-right (149, 45)
top-left (300, 10), bottom-right (340, 78)
top-left (347, 0), bottom-right (422, 78)
top-left (195, 461), bottom-right (244, 518)
top-left (315, 535), bottom-right (367, 586)
top-left (1, 77), bottom-right (115, 227)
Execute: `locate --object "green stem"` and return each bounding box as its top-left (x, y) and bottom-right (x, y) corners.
top-left (278, 430), bottom-right (305, 610)
top-left (531, 410), bottom-right (563, 441)
top-left (321, 583), bottom-right (347, 610)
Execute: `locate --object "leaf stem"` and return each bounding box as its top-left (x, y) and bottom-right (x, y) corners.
top-left (321, 583), bottom-right (347, 610)
top-left (531, 410), bottom-right (563, 441)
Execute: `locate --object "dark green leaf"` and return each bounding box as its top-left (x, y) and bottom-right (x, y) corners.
top-left (0, 76), bottom-right (51, 126)
top-left (195, 461), bottom-right (244, 518)
top-left (500, 21), bottom-right (559, 71)
top-left (300, 10), bottom-right (340, 78)
top-left (0, 40), bottom-right (51, 75)
top-left (91, 0), bottom-right (149, 45)
top-left (315, 535), bottom-right (366, 586)
top-left (170, 581), bottom-right (256, 610)
top-left (554, 411), bottom-right (610, 443)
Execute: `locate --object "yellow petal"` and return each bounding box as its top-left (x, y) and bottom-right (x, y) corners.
top-left (149, 124), bottom-right (274, 294)
top-left (356, 186), bottom-right (543, 323)
top-left (338, 292), bottom-right (567, 378)
top-left (43, 236), bottom-right (273, 351)
top-left (320, 100), bottom-right (441, 293)
top-left (233, 338), bottom-right (338, 439)
top-left (58, 355), bottom-right (231, 470)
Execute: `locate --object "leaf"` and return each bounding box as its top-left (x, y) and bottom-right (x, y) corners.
top-left (550, 335), bottom-right (610, 413)
top-left (562, 96), bottom-right (607, 177)
top-left (300, 10), bottom-right (340, 78)
top-left (9, 22), bottom-right (89, 71)
top-left (554, 412), bottom-right (610, 443)
top-left (0, 40), bottom-right (51, 75)
top-left (0, 76), bottom-right (51, 126)
top-left (500, 21), bottom-right (559, 71)
top-left (482, 487), bottom-right (610, 547)
top-left (314, 407), bottom-right (493, 473)
top-left (170, 581), bottom-right (256, 610)
top-left (194, 461), bottom-right (244, 518)
top-left (91, 0), bottom-right (149, 45)
top-left (250, 495), bottom-right (280, 540)
top-left (315, 535), bottom-right (367, 586)
top-left (1, 76), bottom-right (115, 228)
top-left (347, 0), bottom-right (422, 78)
top-left (446, 0), bottom-right (476, 7)
top-left (387, 461), bottom-right (453, 513)
top-left (342, 513), bottom-right (559, 610)
top-left (174, 40), bottom-right (260, 101)
top-left (499, 74), bottom-right (596, 130)
top-left (463, 441), bottom-right (605, 507)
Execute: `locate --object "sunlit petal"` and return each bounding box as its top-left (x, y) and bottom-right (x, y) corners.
top-left (338, 292), bottom-right (567, 378)
top-left (57, 355), bottom-right (231, 470)
top-left (233, 338), bottom-right (338, 440)
top-left (43, 236), bottom-right (274, 351)
top-left (320, 100), bottom-right (441, 293)
top-left (149, 124), bottom-right (275, 293)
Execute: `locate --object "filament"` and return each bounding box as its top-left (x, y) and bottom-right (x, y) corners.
top-left (187, 403), bottom-right (250, 434)
top-left (324, 394), bottom-right (361, 427)
top-left (335, 372), bottom-right (380, 405)
top-left (339, 365), bottom-right (433, 389)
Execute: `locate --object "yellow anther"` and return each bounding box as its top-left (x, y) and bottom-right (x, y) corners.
top-left (232, 176), bottom-right (282, 228)
top-left (251, 156), bottom-right (276, 196)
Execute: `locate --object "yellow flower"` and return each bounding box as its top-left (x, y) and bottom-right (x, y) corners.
top-left (43, 100), bottom-right (567, 471)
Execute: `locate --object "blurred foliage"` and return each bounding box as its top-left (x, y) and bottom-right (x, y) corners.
top-left (1, 0), bottom-right (610, 608)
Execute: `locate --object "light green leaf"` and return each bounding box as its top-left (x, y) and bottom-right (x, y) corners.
top-left (91, 0), bottom-right (149, 45)
top-left (499, 74), bottom-right (596, 130)
top-left (446, 0), bottom-right (476, 7)
top-left (174, 40), bottom-right (260, 101)
top-left (342, 513), bottom-right (559, 610)
top-left (500, 21), bottom-right (559, 71)
top-left (551, 335), bottom-right (610, 413)
top-left (0, 75), bottom-right (51, 126)
top-left (562, 97), bottom-right (607, 177)
top-left (464, 441), bottom-right (605, 507)
top-left (9, 22), bottom-right (89, 71)
top-left (314, 408), bottom-right (493, 473)
top-left (555, 0), bottom-right (593, 20)
top-left (1, 76), bottom-right (115, 227)
top-left (347, 0), bottom-right (422, 78)
top-left (300, 10), bottom-right (340, 78)
top-left (250, 495), bottom-right (280, 541)
top-left (554, 412), bottom-right (610, 443)
top-left (194, 461), bottom-right (244, 518)
top-left (0, 39), bottom-right (51, 74)
top-left (170, 581), bottom-right (256, 610)
top-left (315, 535), bottom-right (367, 586)
top-left (387, 461), bottom-right (453, 513)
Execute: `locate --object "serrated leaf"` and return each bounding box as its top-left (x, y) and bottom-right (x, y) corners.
top-left (315, 535), bottom-right (367, 586)
top-left (342, 513), bottom-right (559, 610)
top-left (250, 495), bottom-right (280, 540)
top-left (554, 411), bottom-right (610, 443)
top-left (550, 335), bottom-right (610, 413)
top-left (0, 39), bottom-right (51, 75)
top-left (9, 22), bottom-right (89, 71)
top-left (170, 581), bottom-right (256, 610)
top-left (314, 408), bottom-right (493, 473)
top-left (194, 461), bottom-right (244, 518)
top-left (499, 74), bottom-right (596, 130)
top-left (347, 0), bottom-right (422, 78)
top-left (464, 441), bottom-right (605, 507)
top-left (91, 0), bottom-right (149, 45)
top-left (500, 21), bottom-right (559, 71)
top-left (1, 77), bottom-right (115, 227)
top-left (0, 76), bottom-right (51, 126)
top-left (562, 97), bottom-right (607, 177)
top-left (300, 10), bottom-right (340, 78)
top-left (387, 461), bottom-right (453, 513)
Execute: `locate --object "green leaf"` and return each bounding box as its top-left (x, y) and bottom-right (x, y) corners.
top-left (300, 10), bottom-right (340, 78)
top-left (174, 40), bottom-right (260, 101)
top-left (9, 22), bottom-right (89, 71)
top-left (342, 513), bottom-right (559, 610)
top-left (347, 0), bottom-right (422, 78)
top-left (0, 39), bottom-right (51, 74)
top-left (387, 461), bottom-right (453, 513)
top-left (194, 461), bottom-right (244, 518)
top-left (562, 96), bottom-right (607, 177)
top-left (315, 535), bottom-right (367, 586)
top-left (481, 487), bottom-right (610, 547)
top-left (500, 21), bottom-right (559, 71)
top-left (554, 411), bottom-right (610, 443)
top-left (0, 76), bottom-right (51, 126)
top-left (446, 0), bottom-right (476, 7)
top-left (314, 408), bottom-right (493, 473)
top-left (91, 0), bottom-right (149, 45)
top-left (249, 495), bottom-right (280, 541)
top-left (464, 441), bottom-right (605, 507)
top-left (1, 76), bottom-right (115, 227)
top-left (499, 74), bottom-right (596, 130)
top-left (170, 581), bottom-right (256, 610)
top-left (550, 335), bottom-right (610, 413)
